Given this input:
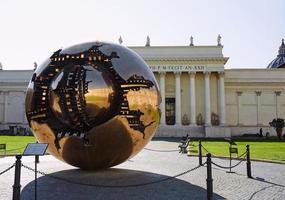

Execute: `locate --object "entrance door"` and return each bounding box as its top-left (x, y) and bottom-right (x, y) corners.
top-left (165, 98), bottom-right (175, 125)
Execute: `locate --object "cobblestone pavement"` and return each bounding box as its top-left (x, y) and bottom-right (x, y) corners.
top-left (0, 140), bottom-right (284, 200)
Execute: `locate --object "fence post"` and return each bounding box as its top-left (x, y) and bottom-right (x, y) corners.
top-left (229, 144), bottom-right (232, 173)
top-left (12, 155), bottom-right (22, 200)
top-left (35, 142), bottom-right (39, 163)
top-left (199, 140), bottom-right (202, 166)
top-left (206, 153), bottom-right (213, 200)
top-left (246, 145), bottom-right (252, 178)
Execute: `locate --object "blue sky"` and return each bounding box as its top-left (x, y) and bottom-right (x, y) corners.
top-left (0, 0), bottom-right (284, 69)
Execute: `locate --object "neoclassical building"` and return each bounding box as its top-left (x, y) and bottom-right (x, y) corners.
top-left (0, 39), bottom-right (285, 137)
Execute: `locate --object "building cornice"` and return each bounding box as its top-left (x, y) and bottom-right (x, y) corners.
top-left (0, 69), bottom-right (33, 72)
top-left (129, 45), bottom-right (228, 64)
top-left (144, 57), bottom-right (229, 64)
top-left (0, 82), bottom-right (29, 86)
top-left (225, 68), bottom-right (285, 83)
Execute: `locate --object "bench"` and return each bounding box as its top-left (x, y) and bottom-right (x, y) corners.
top-left (0, 144), bottom-right (6, 155)
top-left (180, 134), bottom-right (189, 143)
top-left (179, 139), bottom-right (191, 154)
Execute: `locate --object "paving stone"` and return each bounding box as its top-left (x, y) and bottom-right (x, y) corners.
top-left (0, 140), bottom-right (284, 200)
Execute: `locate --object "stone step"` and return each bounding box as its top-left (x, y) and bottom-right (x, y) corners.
top-left (154, 125), bottom-right (205, 138)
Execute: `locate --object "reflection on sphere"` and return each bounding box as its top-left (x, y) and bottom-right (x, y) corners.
top-left (25, 42), bottom-right (161, 170)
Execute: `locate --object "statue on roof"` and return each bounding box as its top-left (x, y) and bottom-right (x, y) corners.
top-left (190, 36), bottom-right (194, 46)
top-left (0, 62), bottom-right (2, 70)
top-left (33, 62), bottom-right (37, 70)
top-left (145, 36), bottom-right (150, 47)
top-left (217, 34), bottom-right (222, 46)
top-left (118, 36), bottom-right (123, 44)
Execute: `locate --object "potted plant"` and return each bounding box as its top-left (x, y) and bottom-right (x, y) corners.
top-left (269, 118), bottom-right (285, 140)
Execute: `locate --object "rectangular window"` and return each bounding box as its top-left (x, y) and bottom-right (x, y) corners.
top-left (165, 98), bottom-right (175, 125)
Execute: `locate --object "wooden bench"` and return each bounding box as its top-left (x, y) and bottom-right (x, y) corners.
top-left (0, 144), bottom-right (6, 155)
top-left (179, 139), bottom-right (191, 154)
top-left (180, 134), bottom-right (189, 143)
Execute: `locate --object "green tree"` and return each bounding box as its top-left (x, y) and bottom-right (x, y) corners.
top-left (269, 118), bottom-right (285, 140)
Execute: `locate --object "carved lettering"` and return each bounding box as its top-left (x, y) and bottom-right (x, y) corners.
top-left (149, 65), bottom-right (206, 72)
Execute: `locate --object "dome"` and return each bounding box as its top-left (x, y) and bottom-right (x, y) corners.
top-left (267, 39), bottom-right (285, 69)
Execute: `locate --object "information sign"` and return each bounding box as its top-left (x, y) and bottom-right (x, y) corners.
top-left (23, 143), bottom-right (48, 156)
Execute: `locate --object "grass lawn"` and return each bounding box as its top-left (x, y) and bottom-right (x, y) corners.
top-left (0, 136), bottom-right (284, 164)
top-left (189, 139), bottom-right (285, 164)
top-left (0, 136), bottom-right (36, 155)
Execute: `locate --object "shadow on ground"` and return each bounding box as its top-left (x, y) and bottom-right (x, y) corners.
top-left (21, 168), bottom-right (225, 200)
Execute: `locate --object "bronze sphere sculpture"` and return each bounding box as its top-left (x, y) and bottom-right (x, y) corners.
top-left (25, 42), bottom-right (161, 170)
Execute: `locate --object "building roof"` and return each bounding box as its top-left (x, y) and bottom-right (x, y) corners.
top-left (267, 39), bottom-right (285, 69)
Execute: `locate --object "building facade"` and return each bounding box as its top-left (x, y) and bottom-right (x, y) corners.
top-left (0, 40), bottom-right (285, 137)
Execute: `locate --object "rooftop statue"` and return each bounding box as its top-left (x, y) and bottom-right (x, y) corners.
top-left (190, 36), bottom-right (194, 46)
top-left (217, 34), bottom-right (222, 46)
top-left (33, 62), bottom-right (37, 70)
top-left (118, 36), bottom-right (123, 44)
top-left (146, 35), bottom-right (150, 46)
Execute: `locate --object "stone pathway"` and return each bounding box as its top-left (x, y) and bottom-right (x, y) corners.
top-left (0, 140), bottom-right (284, 200)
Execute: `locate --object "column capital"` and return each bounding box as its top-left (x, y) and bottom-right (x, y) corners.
top-left (218, 71), bottom-right (225, 77)
top-left (275, 91), bottom-right (281, 96)
top-left (159, 71), bottom-right (166, 75)
top-left (203, 71), bottom-right (211, 76)
top-left (174, 71), bottom-right (182, 76)
top-left (188, 71), bottom-right (196, 76)
top-left (255, 91), bottom-right (262, 96)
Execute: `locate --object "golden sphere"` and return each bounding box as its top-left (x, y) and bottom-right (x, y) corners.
top-left (25, 42), bottom-right (161, 170)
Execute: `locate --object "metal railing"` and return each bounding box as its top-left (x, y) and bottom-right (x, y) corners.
top-left (4, 140), bottom-right (254, 200)
top-left (203, 145), bottom-right (252, 200)
top-left (0, 163), bottom-right (15, 176)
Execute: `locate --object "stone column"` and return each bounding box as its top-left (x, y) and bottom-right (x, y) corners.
top-left (275, 91), bottom-right (281, 118)
top-left (189, 72), bottom-right (196, 126)
top-left (0, 92), bottom-right (3, 123)
top-left (218, 72), bottom-right (226, 125)
top-left (204, 72), bottom-right (211, 126)
top-left (255, 91), bottom-right (262, 125)
top-left (175, 72), bottom-right (181, 125)
top-left (3, 91), bottom-right (8, 123)
top-left (237, 91), bottom-right (242, 125)
top-left (159, 72), bottom-right (166, 125)
top-left (23, 91), bottom-right (27, 123)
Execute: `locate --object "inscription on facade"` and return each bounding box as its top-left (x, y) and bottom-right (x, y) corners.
top-left (150, 65), bottom-right (205, 72)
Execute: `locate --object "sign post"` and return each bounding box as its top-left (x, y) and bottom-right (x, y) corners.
top-left (225, 138), bottom-right (238, 173)
top-left (23, 143), bottom-right (48, 200)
